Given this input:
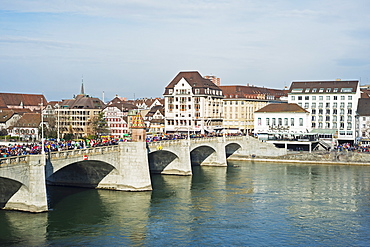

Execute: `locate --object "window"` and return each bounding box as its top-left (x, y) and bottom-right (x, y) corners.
top-left (319, 103), bottom-right (323, 108)
top-left (326, 116), bottom-right (330, 121)
top-left (333, 116), bottom-right (337, 121)
top-left (266, 118), bottom-right (270, 125)
top-left (312, 88), bottom-right (317, 92)
top-left (291, 118), bottom-right (294, 126)
top-left (326, 122), bottom-right (330, 128)
top-left (333, 123), bottom-right (337, 128)
top-left (292, 88), bottom-right (303, 92)
top-left (348, 103), bottom-right (352, 108)
top-left (312, 109), bottom-right (316, 114)
top-left (304, 103), bottom-right (309, 108)
top-left (333, 88), bottom-right (338, 92)
top-left (326, 109), bottom-right (330, 114)
top-left (291, 96), bottom-right (295, 100)
top-left (278, 118), bottom-right (282, 125)
top-left (312, 96), bottom-right (316, 100)
top-left (319, 88), bottom-right (324, 92)
top-left (312, 103), bottom-right (316, 108)
top-left (326, 103), bottom-right (330, 108)
top-left (333, 103), bottom-right (337, 108)
top-left (341, 88), bottom-right (353, 92)
top-left (284, 118), bottom-right (288, 125)
top-left (305, 96), bottom-right (309, 100)
top-left (348, 96), bottom-right (352, 100)
top-left (312, 116), bottom-right (316, 121)
top-left (340, 102), bottom-right (345, 108)
top-left (312, 122), bottom-right (316, 128)
top-left (348, 109), bottom-right (352, 114)
top-left (319, 96), bottom-right (323, 100)
top-left (341, 96), bottom-right (345, 100)
top-left (299, 118), bottom-right (303, 126)
top-left (326, 96), bottom-right (330, 100)
top-left (305, 88), bottom-right (310, 92)
top-left (319, 116), bottom-right (323, 121)
top-left (334, 96), bottom-right (337, 100)
top-left (319, 109), bottom-right (323, 114)
top-left (272, 118), bottom-right (276, 125)
top-left (298, 96), bottom-right (302, 100)
top-left (326, 88), bottom-right (331, 92)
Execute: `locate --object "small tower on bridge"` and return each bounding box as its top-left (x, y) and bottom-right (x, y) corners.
top-left (131, 112), bottom-right (146, 142)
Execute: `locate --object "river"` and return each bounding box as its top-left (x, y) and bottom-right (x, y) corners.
top-left (1, 161), bottom-right (370, 246)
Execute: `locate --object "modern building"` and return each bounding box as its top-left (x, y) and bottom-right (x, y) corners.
top-left (220, 85), bottom-right (287, 134)
top-left (56, 85), bottom-right (106, 138)
top-left (163, 71), bottom-right (224, 134)
top-left (288, 80), bottom-right (361, 144)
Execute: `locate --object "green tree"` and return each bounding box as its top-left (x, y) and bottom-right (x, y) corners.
top-left (92, 112), bottom-right (109, 137)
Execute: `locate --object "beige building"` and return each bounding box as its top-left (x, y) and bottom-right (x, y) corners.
top-left (220, 85), bottom-right (287, 134)
top-left (56, 85), bottom-right (105, 138)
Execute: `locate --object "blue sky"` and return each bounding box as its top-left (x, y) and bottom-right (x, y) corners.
top-left (1, 0), bottom-right (370, 101)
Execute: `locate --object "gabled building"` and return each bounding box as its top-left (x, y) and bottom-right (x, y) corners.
top-left (163, 71), bottom-right (224, 134)
top-left (8, 113), bottom-right (43, 141)
top-left (0, 109), bottom-right (21, 131)
top-left (103, 97), bottom-right (138, 138)
top-left (288, 79), bottom-right (361, 144)
top-left (220, 85), bottom-right (287, 134)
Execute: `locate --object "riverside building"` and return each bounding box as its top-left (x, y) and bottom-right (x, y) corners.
top-left (163, 71), bottom-right (224, 134)
top-left (220, 85), bottom-right (287, 134)
top-left (288, 79), bottom-right (361, 145)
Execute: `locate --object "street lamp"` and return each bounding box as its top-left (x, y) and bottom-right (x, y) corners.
top-left (40, 98), bottom-right (45, 155)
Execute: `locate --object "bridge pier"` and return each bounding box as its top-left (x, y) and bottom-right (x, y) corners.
top-left (2, 155), bottom-right (48, 213)
top-left (161, 141), bottom-right (192, 175)
top-left (117, 142), bottom-right (152, 190)
top-left (198, 137), bottom-right (227, 167)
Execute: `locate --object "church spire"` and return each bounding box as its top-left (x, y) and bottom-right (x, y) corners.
top-left (80, 76), bottom-right (85, 95)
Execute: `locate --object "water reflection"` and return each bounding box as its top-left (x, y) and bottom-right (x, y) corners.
top-left (1, 161), bottom-right (370, 246)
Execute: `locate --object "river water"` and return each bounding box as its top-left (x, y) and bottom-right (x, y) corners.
top-left (1, 161), bottom-right (370, 246)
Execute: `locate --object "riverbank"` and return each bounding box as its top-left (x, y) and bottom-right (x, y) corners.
top-left (228, 150), bottom-right (370, 166)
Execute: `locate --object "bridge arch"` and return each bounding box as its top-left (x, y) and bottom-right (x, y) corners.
top-left (225, 142), bottom-right (242, 158)
top-left (148, 150), bottom-right (179, 174)
top-left (47, 160), bottom-right (117, 188)
top-left (190, 145), bottom-right (217, 166)
top-left (0, 177), bottom-right (23, 208)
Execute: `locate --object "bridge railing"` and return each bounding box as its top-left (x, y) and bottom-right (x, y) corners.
top-left (0, 155), bottom-right (28, 166)
top-left (49, 145), bottom-right (120, 160)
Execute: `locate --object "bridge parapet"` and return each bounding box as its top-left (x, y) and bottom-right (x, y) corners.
top-left (49, 146), bottom-right (119, 160)
top-left (0, 155), bottom-right (28, 166)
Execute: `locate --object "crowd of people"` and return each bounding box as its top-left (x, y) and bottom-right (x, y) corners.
top-left (334, 143), bottom-right (370, 152)
top-left (0, 138), bottom-right (122, 157)
top-left (145, 133), bottom-right (244, 142)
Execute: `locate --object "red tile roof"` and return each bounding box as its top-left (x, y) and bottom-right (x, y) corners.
top-left (255, 103), bottom-right (308, 113)
top-left (0, 93), bottom-right (47, 107)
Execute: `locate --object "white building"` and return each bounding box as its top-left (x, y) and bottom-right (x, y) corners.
top-left (357, 98), bottom-right (370, 146)
top-left (288, 80), bottom-right (361, 144)
top-left (254, 103), bottom-right (310, 134)
top-left (163, 71), bottom-right (224, 134)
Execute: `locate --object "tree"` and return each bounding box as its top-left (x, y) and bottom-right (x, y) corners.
top-left (92, 112), bottom-right (109, 137)
top-left (0, 128), bottom-right (8, 136)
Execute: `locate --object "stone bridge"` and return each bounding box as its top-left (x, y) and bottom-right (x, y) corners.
top-left (0, 136), bottom-right (284, 212)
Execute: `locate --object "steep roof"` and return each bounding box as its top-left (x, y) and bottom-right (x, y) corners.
top-left (0, 92), bottom-right (47, 107)
top-left (163, 71), bottom-right (222, 95)
top-left (0, 110), bottom-right (16, 124)
top-left (60, 94), bottom-right (105, 109)
top-left (357, 98), bottom-right (370, 116)
top-left (13, 113), bottom-right (41, 127)
top-left (255, 103), bottom-right (308, 113)
top-left (289, 80), bottom-right (358, 93)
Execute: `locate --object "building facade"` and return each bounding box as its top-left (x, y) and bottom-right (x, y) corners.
top-left (254, 103), bottom-right (311, 134)
top-left (288, 80), bottom-right (361, 144)
top-left (220, 85), bottom-right (287, 134)
top-left (163, 71), bottom-right (224, 134)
